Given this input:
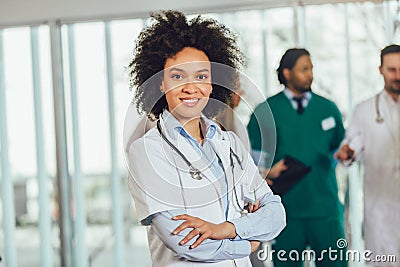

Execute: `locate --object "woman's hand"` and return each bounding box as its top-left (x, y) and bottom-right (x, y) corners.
top-left (172, 214), bottom-right (236, 249)
top-left (246, 199), bottom-right (261, 213)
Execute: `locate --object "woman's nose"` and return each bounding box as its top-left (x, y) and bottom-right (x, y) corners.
top-left (182, 82), bottom-right (198, 94)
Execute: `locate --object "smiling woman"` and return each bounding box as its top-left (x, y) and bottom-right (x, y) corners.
top-left (161, 48), bottom-right (212, 136)
top-left (125, 10), bottom-right (286, 267)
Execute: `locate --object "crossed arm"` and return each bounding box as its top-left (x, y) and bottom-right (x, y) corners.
top-left (150, 191), bottom-right (286, 262)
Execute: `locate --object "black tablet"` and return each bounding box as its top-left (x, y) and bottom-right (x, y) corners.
top-left (269, 155), bottom-right (311, 196)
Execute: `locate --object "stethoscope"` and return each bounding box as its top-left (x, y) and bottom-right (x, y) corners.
top-left (156, 119), bottom-right (247, 212)
top-left (375, 92), bottom-right (384, 123)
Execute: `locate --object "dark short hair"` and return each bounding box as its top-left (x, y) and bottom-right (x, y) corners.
top-left (380, 44), bottom-right (400, 66)
top-left (276, 48), bottom-right (310, 86)
top-left (128, 10), bottom-right (244, 120)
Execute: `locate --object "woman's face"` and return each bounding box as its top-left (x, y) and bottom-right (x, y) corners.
top-left (161, 47), bottom-right (212, 124)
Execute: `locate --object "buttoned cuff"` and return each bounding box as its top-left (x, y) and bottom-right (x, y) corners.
top-left (228, 216), bottom-right (254, 240)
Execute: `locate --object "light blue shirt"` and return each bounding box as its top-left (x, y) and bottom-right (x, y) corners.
top-left (149, 110), bottom-right (285, 262)
top-left (283, 88), bottom-right (312, 111)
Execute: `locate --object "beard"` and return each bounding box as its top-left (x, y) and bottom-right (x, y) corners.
top-left (388, 86), bottom-right (400, 95)
top-left (293, 85), bottom-right (312, 94)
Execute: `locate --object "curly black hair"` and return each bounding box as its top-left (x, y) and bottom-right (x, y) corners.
top-left (128, 10), bottom-right (244, 120)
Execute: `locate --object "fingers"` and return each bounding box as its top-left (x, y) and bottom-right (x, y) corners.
top-left (252, 200), bottom-right (261, 212)
top-left (172, 221), bottom-right (194, 235)
top-left (338, 148), bottom-right (347, 159)
top-left (247, 199), bottom-right (261, 213)
top-left (190, 233), bottom-right (208, 249)
top-left (178, 228), bottom-right (201, 246)
top-left (335, 145), bottom-right (355, 161)
top-left (278, 160), bottom-right (288, 172)
top-left (172, 215), bottom-right (225, 248)
top-left (176, 225), bottom-right (209, 249)
top-left (268, 159), bottom-right (288, 179)
top-left (281, 163), bottom-right (288, 170)
top-left (248, 203), bottom-right (254, 213)
top-left (172, 214), bottom-right (209, 247)
top-left (172, 214), bottom-right (196, 235)
top-left (172, 214), bottom-right (190, 221)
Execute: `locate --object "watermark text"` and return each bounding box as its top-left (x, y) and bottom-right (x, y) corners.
top-left (257, 239), bottom-right (397, 263)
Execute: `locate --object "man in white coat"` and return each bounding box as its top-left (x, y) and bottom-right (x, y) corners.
top-left (336, 44), bottom-right (400, 266)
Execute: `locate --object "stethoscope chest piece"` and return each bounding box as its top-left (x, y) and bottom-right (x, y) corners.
top-left (157, 120), bottom-right (206, 180)
top-left (190, 167), bottom-right (205, 180)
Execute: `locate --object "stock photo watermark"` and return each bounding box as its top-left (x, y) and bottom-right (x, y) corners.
top-left (257, 239), bottom-right (397, 263)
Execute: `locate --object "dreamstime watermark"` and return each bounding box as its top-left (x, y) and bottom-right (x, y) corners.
top-left (257, 238), bottom-right (397, 263)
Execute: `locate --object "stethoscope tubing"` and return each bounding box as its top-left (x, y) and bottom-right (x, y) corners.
top-left (157, 120), bottom-right (205, 180)
top-left (375, 92), bottom-right (384, 123)
top-left (156, 119), bottom-right (247, 212)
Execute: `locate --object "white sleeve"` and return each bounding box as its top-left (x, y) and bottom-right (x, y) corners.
top-left (343, 104), bottom-right (365, 159)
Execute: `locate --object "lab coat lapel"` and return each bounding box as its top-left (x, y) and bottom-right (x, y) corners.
top-left (208, 136), bottom-right (236, 199)
top-left (209, 136), bottom-right (231, 171)
top-left (380, 92), bottom-right (398, 143)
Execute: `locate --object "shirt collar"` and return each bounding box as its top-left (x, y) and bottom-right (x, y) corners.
top-left (161, 110), bottom-right (221, 141)
top-left (283, 87), bottom-right (312, 101)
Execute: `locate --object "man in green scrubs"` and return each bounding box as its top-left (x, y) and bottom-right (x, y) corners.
top-left (247, 48), bottom-right (347, 267)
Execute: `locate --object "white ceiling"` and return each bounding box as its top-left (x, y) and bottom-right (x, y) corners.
top-left (0, 0), bottom-right (382, 28)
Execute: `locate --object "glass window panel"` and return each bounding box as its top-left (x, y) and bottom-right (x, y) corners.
top-left (38, 26), bottom-right (57, 178)
top-left (220, 11), bottom-right (266, 98)
top-left (109, 19), bottom-right (144, 174)
top-left (66, 22), bottom-right (110, 175)
top-left (1, 25), bottom-right (57, 266)
top-left (209, 8), bottom-right (295, 124)
top-left (347, 2), bottom-right (385, 111)
top-left (3, 27), bottom-right (36, 178)
top-left (61, 23), bottom-right (114, 264)
top-left (264, 8), bottom-right (296, 97)
top-left (61, 19), bottom-right (152, 266)
top-left (110, 20), bottom-right (152, 265)
top-left (305, 4), bottom-right (348, 113)
top-left (393, 0), bottom-right (400, 43)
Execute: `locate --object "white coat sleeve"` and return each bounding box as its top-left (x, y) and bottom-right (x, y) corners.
top-left (343, 104), bottom-right (365, 158)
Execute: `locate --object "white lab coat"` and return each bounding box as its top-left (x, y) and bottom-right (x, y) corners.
top-left (126, 116), bottom-right (272, 266)
top-left (345, 90), bottom-right (400, 264)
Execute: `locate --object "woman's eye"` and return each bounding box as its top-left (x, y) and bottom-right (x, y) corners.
top-left (171, 74), bottom-right (183, 80)
top-left (197, 74), bottom-right (208, 80)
